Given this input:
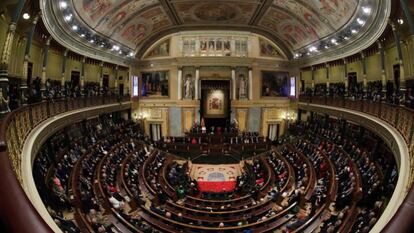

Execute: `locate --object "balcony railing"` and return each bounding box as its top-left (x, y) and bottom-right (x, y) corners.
top-left (0, 95), bottom-right (131, 233)
top-left (299, 95), bottom-right (414, 148)
top-left (0, 96), bottom-right (130, 184)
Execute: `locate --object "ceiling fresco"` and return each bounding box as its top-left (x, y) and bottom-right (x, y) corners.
top-left (42, 0), bottom-right (389, 63)
top-left (72, 0), bottom-right (170, 49)
top-left (173, 1), bottom-right (258, 24)
top-left (260, 0), bottom-right (359, 49)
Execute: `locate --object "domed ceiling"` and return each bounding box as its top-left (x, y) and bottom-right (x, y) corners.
top-left (41, 0), bottom-right (391, 65)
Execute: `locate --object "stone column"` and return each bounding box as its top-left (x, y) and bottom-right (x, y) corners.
top-left (61, 50), bottom-right (68, 88)
top-left (378, 41), bottom-right (387, 94)
top-left (361, 52), bottom-right (367, 93)
top-left (344, 59), bottom-right (348, 96)
top-left (21, 15), bottom-right (39, 104)
top-left (41, 37), bottom-right (52, 98)
top-left (231, 68), bottom-right (236, 100)
top-left (99, 62), bottom-right (104, 94)
top-left (390, 22), bottom-right (405, 93)
top-left (0, 0), bottom-right (25, 112)
top-left (80, 56), bottom-right (86, 94)
top-left (326, 63), bottom-right (330, 96)
top-left (114, 65), bottom-right (119, 95)
top-left (177, 68), bottom-right (182, 100)
top-left (195, 67), bottom-right (199, 100)
top-left (248, 68), bottom-right (253, 100)
top-left (126, 66), bottom-right (131, 97)
top-left (311, 66), bottom-right (315, 92)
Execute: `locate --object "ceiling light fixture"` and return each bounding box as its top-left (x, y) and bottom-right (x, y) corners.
top-left (357, 18), bottom-right (365, 25)
top-left (362, 7), bottom-right (371, 15)
top-left (65, 14), bottom-right (73, 21)
top-left (397, 19), bottom-right (404, 25)
top-left (72, 25), bottom-right (78, 31)
top-left (59, 1), bottom-right (68, 9)
top-left (351, 29), bottom-right (358, 34)
top-left (309, 46), bottom-right (317, 52)
top-left (23, 13), bottom-right (30, 20)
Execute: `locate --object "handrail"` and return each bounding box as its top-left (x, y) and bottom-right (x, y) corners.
top-left (299, 94), bottom-right (414, 233)
top-left (0, 95), bottom-right (130, 233)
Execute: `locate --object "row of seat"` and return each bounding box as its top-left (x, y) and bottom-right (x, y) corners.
top-left (32, 113), bottom-right (397, 233)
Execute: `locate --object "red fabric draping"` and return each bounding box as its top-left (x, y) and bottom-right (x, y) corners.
top-left (197, 181), bottom-right (236, 193)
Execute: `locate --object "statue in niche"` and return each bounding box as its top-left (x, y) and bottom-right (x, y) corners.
top-left (238, 74), bottom-right (248, 99)
top-left (184, 74), bottom-right (193, 99)
top-left (0, 88), bottom-right (10, 114)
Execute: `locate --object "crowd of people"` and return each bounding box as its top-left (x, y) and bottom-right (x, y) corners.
top-left (289, 115), bottom-right (397, 232)
top-left (303, 80), bottom-right (414, 109)
top-left (34, 116), bottom-right (157, 233)
top-left (2, 77), bottom-right (124, 113)
top-left (31, 107), bottom-right (398, 233)
top-left (161, 132), bottom-right (265, 145)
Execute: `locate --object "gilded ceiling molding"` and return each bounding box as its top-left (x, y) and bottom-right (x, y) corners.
top-left (40, 0), bottom-right (130, 66)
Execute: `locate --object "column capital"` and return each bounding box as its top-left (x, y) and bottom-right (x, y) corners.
top-left (63, 49), bottom-right (69, 57)
top-left (377, 40), bottom-right (383, 49)
top-left (8, 22), bottom-right (17, 32)
top-left (388, 20), bottom-right (397, 31)
top-left (32, 15), bottom-right (40, 25)
top-left (46, 37), bottom-right (52, 46)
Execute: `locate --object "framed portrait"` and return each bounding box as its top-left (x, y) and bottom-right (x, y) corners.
top-left (141, 71), bottom-right (169, 97)
top-left (261, 71), bottom-right (289, 97)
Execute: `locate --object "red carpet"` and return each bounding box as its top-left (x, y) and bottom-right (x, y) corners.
top-left (197, 181), bottom-right (236, 193)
